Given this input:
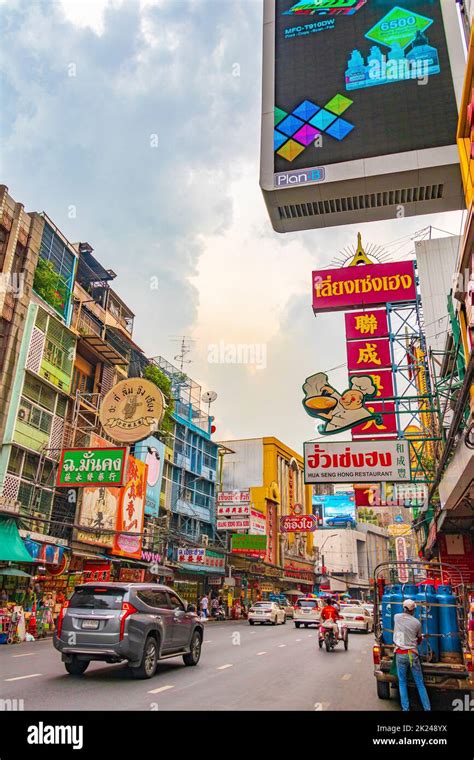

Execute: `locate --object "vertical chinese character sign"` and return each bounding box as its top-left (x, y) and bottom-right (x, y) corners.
top-left (112, 456), bottom-right (147, 558)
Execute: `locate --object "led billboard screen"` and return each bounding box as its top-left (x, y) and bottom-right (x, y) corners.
top-left (312, 492), bottom-right (356, 528)
top-left (274, 0), bottom-right (458, 176)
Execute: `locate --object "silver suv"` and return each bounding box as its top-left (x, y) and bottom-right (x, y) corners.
top-left (53, 582), bottom-right (204, 679)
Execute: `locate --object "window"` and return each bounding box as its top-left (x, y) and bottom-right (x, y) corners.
top-left (72, 367), bottom-right (94, 395)
top-left (70, 588), bottom-right (124, 610)
top-left (167, 593), bottom-right (185, 612)
top-left (18, 398), bottom-right (52, 435)
top-left (7, 447), bottom-right (23, 475)
top-left (137, 590), bottom-right (170, 609)
top-left (44, 340), bottom-right (66, 371)
top-left (23, 375), bottom-right (56, 412)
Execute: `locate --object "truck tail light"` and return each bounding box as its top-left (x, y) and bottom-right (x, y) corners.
top-left (119, 602), bottom-right (137, 640)
top-left (56, 601), bottom-right (69, 638)
top-left (373, 645), bottom-right (381, 665)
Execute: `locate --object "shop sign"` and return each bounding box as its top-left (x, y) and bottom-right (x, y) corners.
top-left (345, 309), bottom-right (389, 340)
top-left (312, 260), bottom-right (416, 313)
top-left (23, 539), bottom-right (65, 565)
top-left (348, 369), bottom-right (394, 400)
top-left (217, 490), bottom-right (251, 504)
top-left (178, 547), bottom-right (205, 564)
top-left (99, 378), bottom-right (165, 444)
top-left (280, 514), bottom-right (317, 533)
top-left (217, 517), bottom-right (250, 531)
top-left (217, 502), bottom-right (251, 517)
top-left (231, 534), bottom-right (267, 557)
top-left (351, 401), bottom-right (398, 438)
top-left (133, 436), bottom-right (166, 517)
top-left (395, 537), bottom-right (409, 583)
top-left (57, 447), bottom-right (128, 487)
top-left (0, 496), bottom-right (20, 515)
top-left (119, 568), bottom-right (145, 582)
top-left (302, 372), bottom-right (388, 436)
top-left (83, 561), bottom-right (111, 582)
top-left (387, 523), bottom-right (412, 537)
top-left (112, 456), bottom-right (147, 559)
top-left (203, 552), bottom-right (225, 570)
top-left (304, 440), bottom-right (410, 483)
top-left (346, 338), bottom-right (391, 372)
top-left (209, 576), bottom-right (224, 586)
top-left (141, 550), bottom-right (163, 564)
top-left (284, 560), bottom-right (315, 582)
top-left (249, 509), bottom-right (266, 535)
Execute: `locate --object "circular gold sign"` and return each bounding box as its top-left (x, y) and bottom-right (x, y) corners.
top-left (99, 378), bottom-right (165, 444)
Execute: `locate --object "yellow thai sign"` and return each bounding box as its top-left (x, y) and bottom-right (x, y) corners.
top-left (387, 523), bottom-right (412, 537)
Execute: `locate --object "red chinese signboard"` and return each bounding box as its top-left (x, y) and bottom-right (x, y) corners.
top-left (312, 260), bottom-right (417, 313)
top-left (345, 309), bottom-right (389, 340)
top-left (347, 338), bottom-right (392, 371)
top-left (280, 514), bottom-right (317, 533)
top-left (112, 456), bottom-right (147, 559)
top-left (351, 401), bottom-right (398, 437)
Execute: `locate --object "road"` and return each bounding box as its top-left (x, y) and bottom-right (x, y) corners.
top-left (0, 619), bottom-right (401, 711)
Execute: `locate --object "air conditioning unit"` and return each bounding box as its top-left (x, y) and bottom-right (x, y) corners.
top-left (18, 404), bottom-right (29, 422)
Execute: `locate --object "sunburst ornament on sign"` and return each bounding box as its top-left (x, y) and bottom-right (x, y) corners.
top-left (331, 232), bottom-right (392, 269)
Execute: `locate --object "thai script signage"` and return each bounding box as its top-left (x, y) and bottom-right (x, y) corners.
top-left (217, 490), bottom-right (251, 504)
top-left (231, 534), bottom-right (267, 557)
top-left (57, 447), bottom-right (127, 487)
top-left (304, 440), bottom-right (410, 483)
top-left (280, 514), bottom-right (317, 533)
top-left (312, 261), bottom-right (416, 313)
top-left (99, 378), bottom-right (165, 444)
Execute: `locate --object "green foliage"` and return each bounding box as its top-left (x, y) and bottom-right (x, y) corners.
top-left (143, 364), bottom-right (175, 438)
top-left (33, 258), bottom-right (68, 314)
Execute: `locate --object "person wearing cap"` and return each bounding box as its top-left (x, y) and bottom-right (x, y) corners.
top-left (393, 599), bottom-right (431, 711)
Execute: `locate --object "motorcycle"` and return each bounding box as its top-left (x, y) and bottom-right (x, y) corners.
top-left (318, 621), bottom-right (349, 652)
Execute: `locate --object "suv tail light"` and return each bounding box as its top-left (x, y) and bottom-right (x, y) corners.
top-left (119, 602), bottom-right (137, 640)
top-left (56, 600), bottom-right (69, 638)
top-left (373, 645), bottom-right (381, 665)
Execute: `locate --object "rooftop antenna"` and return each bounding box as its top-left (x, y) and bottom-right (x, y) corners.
top-left (170, 336), bottom-right (195, 373)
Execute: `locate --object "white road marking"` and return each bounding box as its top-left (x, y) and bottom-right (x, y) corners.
top-left (355, 658), bottom-right (362, 663)
top-left (278, 644), bottom-right (286, 648)
top-left (341, 673), bottom-right (352, 681)
top-left (12, 653), bottom-right (37, 658)
top-left (4, 673), bottom-right (42, 682)
top-left (307, 634), bottom-right (313, 638)
top-left (314, 701), bottom-right (331, 711)
top-left (217, 664), bottom-right (233, 670)
top-left (295, 639), bottom-right (301, 642)
top-left (148, 684), bottom-right (175, 694)
top-left (256, 651), bottom-right (267, 656)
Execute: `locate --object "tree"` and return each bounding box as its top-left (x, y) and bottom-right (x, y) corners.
top-left (143, 364), bottom-right (175, 439)
top-left (33, 258), bottom-right (68, 314)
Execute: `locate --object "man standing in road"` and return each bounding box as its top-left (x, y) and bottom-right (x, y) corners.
top-left (200, 594), bottom-right (209, 619)
top-left (393, 599), bottom-right (431, 711)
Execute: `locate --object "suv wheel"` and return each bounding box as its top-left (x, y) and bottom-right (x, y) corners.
top-left (65, 657), bottom-right (89, 676)
top-left (183, 631), bottom-right (202, 666)
top-left (130, 636), bottom-right (158, 679)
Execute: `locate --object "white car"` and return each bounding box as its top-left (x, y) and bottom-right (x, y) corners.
top-left (248, 602), bottom-right (286, 625)
top-left (293, 597), bottom-right (322, 628)
top-left (338, 605), bottom-right (373, 633)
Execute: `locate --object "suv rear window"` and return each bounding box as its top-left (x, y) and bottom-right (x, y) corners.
top-left (69, 587), bottom-right (124, 610)
top-left (297, 600), bottom-right (317, 608)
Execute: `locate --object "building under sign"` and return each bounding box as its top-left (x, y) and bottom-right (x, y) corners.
top-left (260, 0), bottom-right (465, 231)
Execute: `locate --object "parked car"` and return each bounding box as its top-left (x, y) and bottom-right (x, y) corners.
top-left (248, 602), bottom-right (286, 625)
top-left (293, 597), bottom-right (322, 628)
top-left (279, 598), bottom-right (295, 619)
top-left (338, 605), bottom-right (373, 633)
top-left (53, 583), bottom-right (204, 679)
top-left (325, 514), bottom-right (356, 528)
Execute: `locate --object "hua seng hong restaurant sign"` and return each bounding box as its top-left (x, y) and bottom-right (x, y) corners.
top-left (312, 261), bottom-right (416, 313)
top-left (304, 440), bottom-right (410, 484)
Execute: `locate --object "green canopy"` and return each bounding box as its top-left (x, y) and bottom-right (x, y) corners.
top-left (0, 518), bottom-right (35, 563)
top-left (0, 568), bottom-right (32, 577)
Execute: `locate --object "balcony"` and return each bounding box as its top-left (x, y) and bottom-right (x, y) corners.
top-left (72, 303), bottom-right (130, 366)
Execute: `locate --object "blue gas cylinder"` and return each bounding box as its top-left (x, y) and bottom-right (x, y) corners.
top-left (381, 587), bottom-right (393, 644)
top-left (386, 584), bottom-right (404, 644)
top-left (416, 584), bottom-right (439, 662)
top-left (437, 584), bottom-right (462, 658)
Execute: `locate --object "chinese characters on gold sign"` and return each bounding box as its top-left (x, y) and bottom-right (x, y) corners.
top-left (112, 456), bottom-right (147, 558)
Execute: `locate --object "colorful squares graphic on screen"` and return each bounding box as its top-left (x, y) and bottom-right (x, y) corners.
top-left (276, 139), bottom-right (306, 161)
top-left (274, 94), bottom-right (354, 162)
top-left (283, 0), bottom-right (367, 17)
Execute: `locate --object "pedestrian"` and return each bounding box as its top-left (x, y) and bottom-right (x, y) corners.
top-left (200, 594), bottom-right (209, 619)
top-left (393, 599), bottom-right (431, 711)
top-left (211, 596), bottom-right (219, 617)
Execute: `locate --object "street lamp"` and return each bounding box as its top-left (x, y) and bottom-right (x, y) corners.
top-left (315, 533), bottom-right (338, 583)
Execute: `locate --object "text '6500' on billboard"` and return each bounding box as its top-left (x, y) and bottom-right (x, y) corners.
top-left (304, 440), bottom-right (410, 483)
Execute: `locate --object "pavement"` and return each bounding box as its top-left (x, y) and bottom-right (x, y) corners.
top-left (0, 619), bottom-right (401, 711)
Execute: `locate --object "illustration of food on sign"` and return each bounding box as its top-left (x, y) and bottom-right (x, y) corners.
top-left (302, 372), bottom-right (382, 434)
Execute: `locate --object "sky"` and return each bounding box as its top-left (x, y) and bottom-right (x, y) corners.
top-left (0, 0), bottom-right (464, 453)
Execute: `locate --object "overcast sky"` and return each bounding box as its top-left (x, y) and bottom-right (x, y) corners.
top-left (1, 0), bottom-right (464, 453)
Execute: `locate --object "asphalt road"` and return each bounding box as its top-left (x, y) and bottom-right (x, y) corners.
top-left (0, 619), bottom-right (402, 712)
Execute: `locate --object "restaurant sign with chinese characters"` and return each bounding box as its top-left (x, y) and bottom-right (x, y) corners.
top-left (56, 447), bottom-right (128, 487)
top-left (304, 440), bottom-right (411, 483)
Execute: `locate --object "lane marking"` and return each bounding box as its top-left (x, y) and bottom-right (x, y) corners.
top-left (148, 684), bottom-right (175, 694)
top-left (295, 639), bottom-right (301, 642)
top-left (355, 658), bottom-right (362, 663)
top-left (314, 701), bottom-right (331, 711)
top-left (256, 651), bottom-right (267, 656)
top-left (217, 664), bottom-right (233, 670)
top-left (341, 673), bottom-right (352, 681)
top-left (307, 634), bottom-right (313, 638)
top-left (12, 653), bottom-right (37, 658)
top-left (278, 644), bottom-right (286, 648)
top-left (4, 673), bottom-right (42, 682)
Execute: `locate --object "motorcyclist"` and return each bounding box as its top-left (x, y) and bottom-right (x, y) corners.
top-left (320, 597), bottom-right (341, 640)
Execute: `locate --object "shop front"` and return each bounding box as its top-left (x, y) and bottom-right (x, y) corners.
top-left (281, 558), bottom-right (316, 598)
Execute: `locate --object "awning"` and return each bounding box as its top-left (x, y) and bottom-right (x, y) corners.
top-left (0, 518), bottom-right (35, 563)
top-left (0, 568), bottom-right (32, 577)
top-left (282, 588), bottom-right (305, 596)
top-left (176, 563), bottom-right (224, 575)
